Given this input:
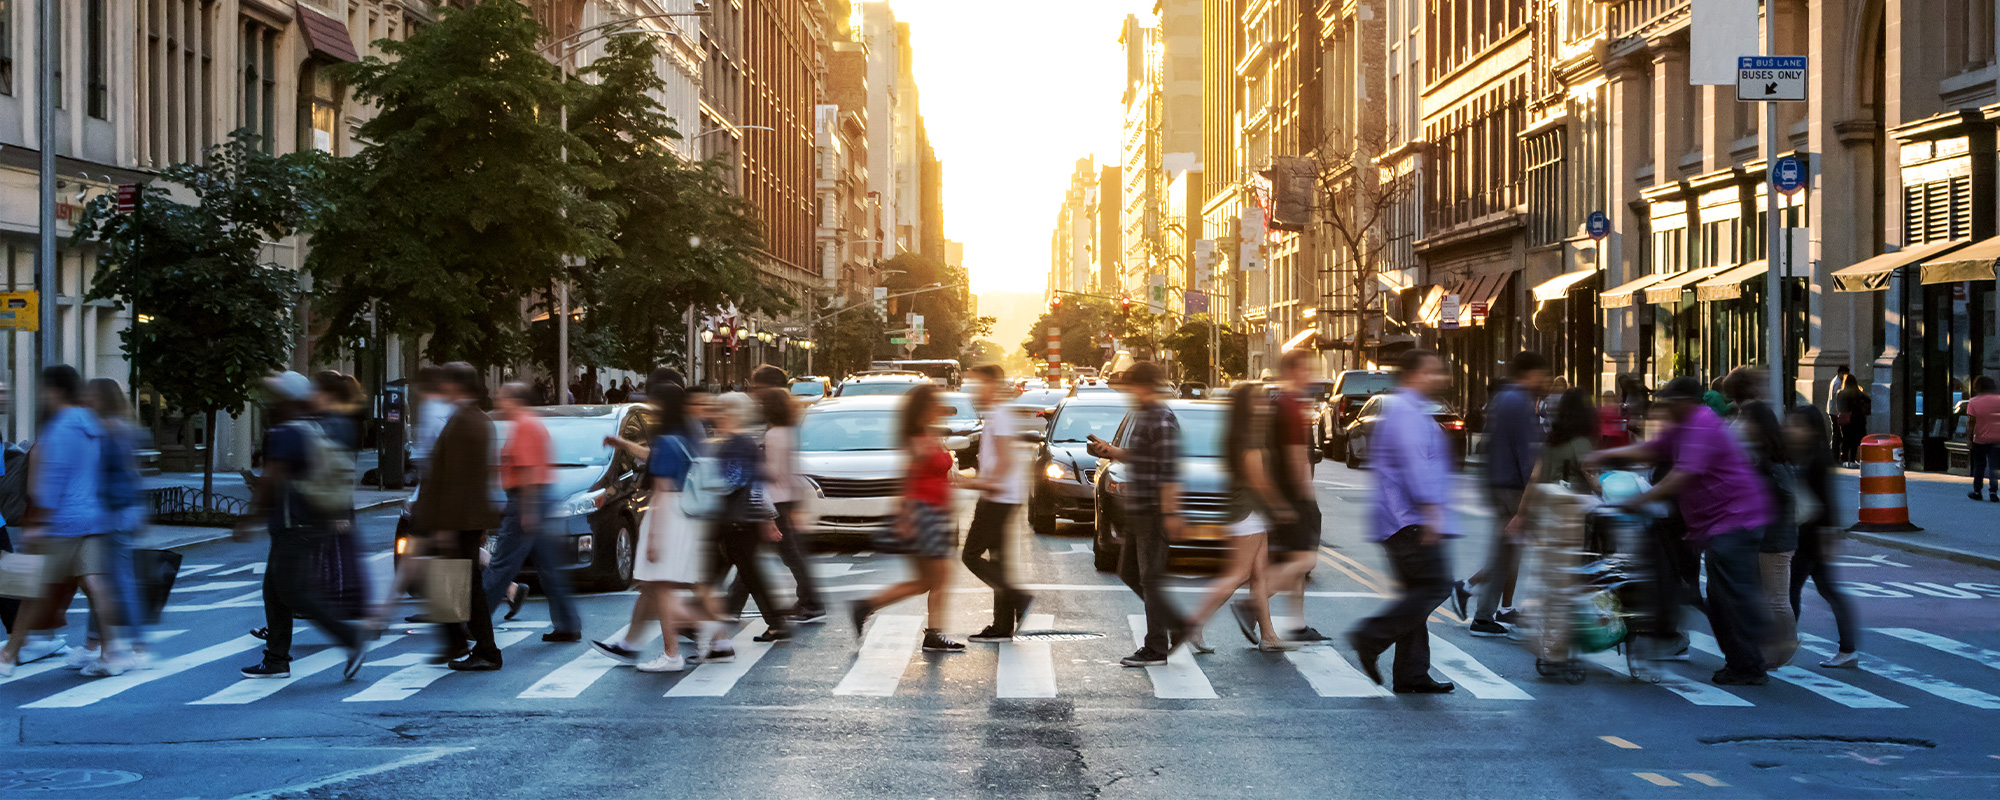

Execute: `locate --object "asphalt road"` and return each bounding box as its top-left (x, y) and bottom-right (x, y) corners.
top-left (7, 459), bottom-right (2000, 799)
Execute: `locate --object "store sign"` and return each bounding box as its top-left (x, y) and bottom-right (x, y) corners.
top-left (1737, 56), bottom-right (1807, 102)
top-left (1470, 301), bottom-right (1489, 322)
top-left (1440, 293), bottom-right (1461, 330)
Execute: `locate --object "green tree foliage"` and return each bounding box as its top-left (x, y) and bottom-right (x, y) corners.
top-left (1162, 315), bottom-right (1247, 383)
top-left (819, 303), bottom-right (886, 378)
top-left (880, 253), bottom-right (984, 360)
top-left (568, 34), bottom-right (787, 374)
top-left (1020, 295), bottom-right (1120, 373)
top-left (74, 129), bottom-right (322, 501)
top-left (308, 0), bottom-right (611, 367)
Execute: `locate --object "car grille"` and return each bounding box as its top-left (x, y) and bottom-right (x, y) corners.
top-left (812, 477), bottom-right (900, 498)
top-left (1180, 492), bottom-right (1230, 520)
top-left (819, 515), bottom-right (893, 528)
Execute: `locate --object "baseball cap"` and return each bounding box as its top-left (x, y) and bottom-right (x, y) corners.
top-left (1657, 376), bottom-right (1703, 402)
top-left (264, 370), bottom-right (312, 402)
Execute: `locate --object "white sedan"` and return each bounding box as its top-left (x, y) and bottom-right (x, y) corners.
top-left (794, 396), bottom-right (969, 540)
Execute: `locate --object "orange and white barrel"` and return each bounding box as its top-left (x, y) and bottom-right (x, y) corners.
top-left (1850, 434), bottom-right (1924, 533)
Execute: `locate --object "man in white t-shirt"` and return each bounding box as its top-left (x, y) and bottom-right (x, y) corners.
top-left (963, 364), bottom-right (1034, 642)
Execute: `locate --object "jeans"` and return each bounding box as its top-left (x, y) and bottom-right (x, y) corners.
top-left (1972, 442), bottom-right (1998, 495)
top-left (726, 502), bottom-right (822, 617)
top-left (961, 500), bottom-right (1023, 631)
top-left (262, 532), bottom-right (361, 665)
top-left (1701, 527), bottom-right (1769, 674)
top-left (1474, 487), bottom-right (1524, 622)
top-left (1790, 525), bottom-right (1860, 653)
top-left (1352, 526), bottom-right (1451, 686)
top-left (719, 521), bottom-right (786, 631)
top-left (436, 529), bottom-right (502, 662)
top-left (85, 527), bottom-right (148, 646)
top-left (0, 526), bottom-right (16, 632)
top-left (1117, 510), bottom-right (1180, 654)
top-left (482, 490), bottom-right (581, 635)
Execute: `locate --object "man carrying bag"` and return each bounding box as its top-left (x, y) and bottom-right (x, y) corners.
top-left (411, 363), bottom-right (504, 671)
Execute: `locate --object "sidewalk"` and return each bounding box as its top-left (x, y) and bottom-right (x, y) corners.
top-left (138, 450), bottom-right (409, 550)
top-left (1833, 467), bottom-right (2000, 570)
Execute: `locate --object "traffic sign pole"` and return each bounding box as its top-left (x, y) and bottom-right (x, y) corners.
top-left (1760, 16), bottom-right (1786, 407)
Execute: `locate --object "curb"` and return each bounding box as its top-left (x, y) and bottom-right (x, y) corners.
top-left (147, 495), bottom-right (407, 552)
top-left (1843, 530), bottom-right (2000, 571)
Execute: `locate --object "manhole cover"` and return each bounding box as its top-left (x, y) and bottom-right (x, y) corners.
top-left (0, 769), bottom-right (143, 792)
top-left (1010, 630), bottom-right (1106, 642)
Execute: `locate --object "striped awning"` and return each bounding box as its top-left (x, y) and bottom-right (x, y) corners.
top-left (1830, 240), bottom-right (1971, 292)
top-left (1920, 236), bottom-right (2000, 285)
top-left (1600, 273), bottom-right (1668, 309)
top-left (1643, 266), bottom-right (1728, 305)
top-left (1695, 261), bottom-right (1769, 302)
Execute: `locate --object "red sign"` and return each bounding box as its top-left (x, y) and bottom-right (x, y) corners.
top-left (1470, 301), bottom-right (1489, 321)
top-left (116, 184), bottom-right (140, 213)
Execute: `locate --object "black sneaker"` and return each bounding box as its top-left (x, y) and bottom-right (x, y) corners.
top-left (1119, 648), bottom-right (1168, 667)
top-left (590, 639), bottom-right (641, 665)
top-left (1990, 493), bottom-right (1998, 503)
top-left (240, 661), bottom-right (290, 679)
top-left (504, 582), bottom-right (530, 621)
top-left (1288, 626), bottom-right (1331, 643)
top-left (342, 646), bottom-right (366, 680)
top-left (1495, 609), bottom-right (1521, 625)
top-left (1712, 668), bottom-right (1770, 686)
top-left (447, 654), bottom-right (502, 671)
top-left (542, 631), bottom-right (582, 643)
top-left (850, 602), bottom-right (873, 641)
top-left (1449, 580), bottom-right (1472, 618)
top-left (1230, 600), bottom-right (1259, 645)
top-left (788, 608), bottom-right (828, 625)
top-left (922, 629), bottom-right (965, 652)
top-left (1972, 491), bottom-right (1984, 501)
top-left (967, 626), bottom-right (1014, 643)
top-left (1469, 619), bottom-right (1509, 637)
top-left (752, 627), bottom-right (792, 643)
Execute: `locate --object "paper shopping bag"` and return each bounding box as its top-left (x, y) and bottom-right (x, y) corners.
top-left (0, 550), bottom-right (46, 598)
top-left (424, 557), bottom-right (473, 624)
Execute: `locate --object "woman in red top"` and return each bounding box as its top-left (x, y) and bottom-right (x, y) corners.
top-left (852, 384), bottom-right (965, 652)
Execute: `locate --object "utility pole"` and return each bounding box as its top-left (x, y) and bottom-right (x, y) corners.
top-left (35, 0), bottom-right (56, 376)
top-left (1761, 1), bottom-right (1785, 408)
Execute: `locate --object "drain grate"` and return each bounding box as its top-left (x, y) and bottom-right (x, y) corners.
top-left (1009, 630), bottom-right (1107, 642)
top-left (0, 769), bottom-right (144, 793)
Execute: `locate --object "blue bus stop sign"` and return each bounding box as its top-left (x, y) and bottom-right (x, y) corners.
top-left (1585, 211), bottom-right (1610, 241)
top-left (1772, 155), bottom-right (1805, 195)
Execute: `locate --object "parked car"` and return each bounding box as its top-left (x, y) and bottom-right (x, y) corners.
top-left (1088, 399), bottom-right (1233, 573)
top-left (1320, 370), bottom-right (1399, 459)
top-left (1025, 393), bottom-right (1131, 535)
top-left (938, 392), bottom-right (985, 468)
top-left (834, 372), bottom-right (928, 397)
top-left (793, 396), bottom-right (971, 542)
top-left (789, 376), bottom-right (833, 406)
top-left (1070, 378), bottom-right (1118, 396)
top-left (1010, 387), bottom-right (1067, 422)
top-left (393, 404), bottom-right (655, 592)
top-left (1340, 393), bottom-right (1467, 469)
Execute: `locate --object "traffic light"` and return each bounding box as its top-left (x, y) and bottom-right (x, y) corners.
top-left (1049, 295), bottom-right (1063, 310)
top-left (1120, 296), bottom-right (1132, 318)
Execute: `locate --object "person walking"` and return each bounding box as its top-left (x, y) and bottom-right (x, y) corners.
top-left (1833, 374), bottom-right (1871, 467)
top-left (1963, 375), bottom-right (1999, 502)
top-left (480, 382), bottom-right (582, 643)
top-left (1261, 349), bottom-right (1328, 643)
top-left (306, 372), bottom-right (368, 623)
top-left (1784, 404), bottom-right (1863, 668)
top-left (1087, 361), bottom-right (1186, 667)
top-left (709, 393), bottom-right (792, 645)
top-left (743, 378), bottom-right (827, 626)
top-left (234, 371), bottom-right (367, 681)
top-left (65, 379), bottom-right (152, 674)
top-left (1453, 351), bottom-right (1548, 637)
top-left (411, 362), bottom-right (505, 671)
top-left (961, 365), bottom-right (1033, 643)
top-left (1591, 376), bottom-right (1774, 685)
top-left (853, 385), bottom-right (963, 652)
top-left (1346, 350), bottom-right (1458, 694)
top-left (1183, 383), bottom-right (1296, 652)
top-left (1825, 365), bottom-right (1850, 457)
top-left (1724, 366), bottom-right (1799, 668)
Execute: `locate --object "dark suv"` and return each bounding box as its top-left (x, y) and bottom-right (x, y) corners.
top-left (1319, 370), bottom-right (1399, 460)
top-left (1025, 392), bottom-right (1131, 535)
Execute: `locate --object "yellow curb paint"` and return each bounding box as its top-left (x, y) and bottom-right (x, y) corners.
top-left (1683, 773), bottom-right (1728, 787)
top-left (1599, 736), bottom-right (1642, 750)
top-left (1633, 773), bottom-right (1681, 787)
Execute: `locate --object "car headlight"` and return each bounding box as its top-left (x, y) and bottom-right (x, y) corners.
top-left (562, 489), bottom-right (605, 517)
top-left (1044, 462), bottom-right (1073, 481)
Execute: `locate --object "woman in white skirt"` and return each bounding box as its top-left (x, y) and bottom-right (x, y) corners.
top-left (1181, 384), bottom-right (1298, 652)
top-left (592, 377), bottom-right (730, 673)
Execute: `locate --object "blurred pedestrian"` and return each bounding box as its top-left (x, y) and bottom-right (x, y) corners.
top-left (1724, 366), bottom-right (1799, 668)
top-left (1597, 390), bottom-right (1631, 448)
top-left (1539, 376), bottom-right (1569, 425)
top-left (411, 365), bottom-right (450, 475)
top-left (962, 365), bottom-right (1032, 643)
top-left (1784, 404), bottom-right (1863, 668)
top-left (1833, 374), bottom-right (1870, 467)
top-left (307, 371), bottom-right (368, 622)
top-left (481, 382), bottom-right (582, 643)
top-left (1087, 361), bottom-right (1185, 667)
top-left (1963, 375), bottom-right (1999, 502)
top-left (1346, 350), bottom-right (1458, 694)
top-left (1262, 350), bottom-right (1328, 643)
top-left (745, 385), bottom-right (825, 626)
top-left (853, 385), bottom-right (960, 652)
top-left (411, 362), bottom-right (505, 672)
top-left (66, 379), bottom-right (151, 674)
top-left (235, 371), bottom-right (367, 681)
top-left (1453, 351), bottom-right (1548, 637)
top-left (1591, 376), bottom-right (1773, 685)
top-left (709, 393), bottom-right (791, 645)
top-left (1184, 383), bottom-right (1295, 652)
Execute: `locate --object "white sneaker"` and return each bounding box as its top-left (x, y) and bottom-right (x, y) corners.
top-left (1819, 651), bottom-right (1861, 669)
top-left (19, 638), bottom-right (70, 664)
top-left (636, 653), bottom-right (685, 673)
top-left (125, 651), bottom-right (155, 671)
top-left (64, 645), bottom-right (100, 670)
top-left (80, 655), bottom-right (129, 677)
top-left (0, 658), bottom-right (14, 677)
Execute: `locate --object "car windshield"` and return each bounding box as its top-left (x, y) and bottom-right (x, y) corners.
top-left (790, 382), bottom-right (824, 396)
top-left (839, 381), bottom-right (918, 397)
top-left (540, 417), bottom-right (618, 467)
top-left (798, 410), bottom-right (898, 451)
top-left (1050, 404), bottom-right (1128, 443)
top-left (938, 396), bottom-right (981, 422)
top-left (1337, 373), bottom-right (1398, 396)
top-left (1177, 407), bottom-right (1225, 458)
top-left (1013, 389), bottom-right (1064, 406)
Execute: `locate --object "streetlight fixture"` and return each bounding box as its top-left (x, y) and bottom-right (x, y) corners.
top-left (692, 125), bottom-right (776, 140)
top-left (699, 328), bottom-right (715, 343)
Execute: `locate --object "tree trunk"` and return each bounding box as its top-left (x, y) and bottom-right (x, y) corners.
top-left (202, 408), bottom-right (217, 512)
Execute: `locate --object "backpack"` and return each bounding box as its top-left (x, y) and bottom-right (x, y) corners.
top-left (291, 420), bottom-right (356, 518)
top-left (678, 441), bottom-right (727, 521)
top-left (0, 443), bottom-right (28, 525)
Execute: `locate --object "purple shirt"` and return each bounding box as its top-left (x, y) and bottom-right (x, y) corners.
top-left (1653, 405), bottom-right (1772, 547)
top-left (1370, 388), bottom-right (1459, 541)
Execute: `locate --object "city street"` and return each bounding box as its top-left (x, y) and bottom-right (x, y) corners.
top-left (6, 460), bottom-right (2000, 799)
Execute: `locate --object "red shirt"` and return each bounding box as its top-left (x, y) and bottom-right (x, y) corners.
top-left (1597, 405), bottom-right (1630, 448)
top-left (905, 440), bottom-right (953, 506)
top-left (500, 413), bottom-right (551, 490)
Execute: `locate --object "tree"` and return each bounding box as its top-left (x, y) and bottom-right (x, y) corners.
top-left (74, 129), bottom-right (323, 507)
top-left (819, 304), bottom-right (887, 378)
top-left (1162, 315), bottom-right (1247, 383)
top-left (308, 0), bottom-right (612, 367)
top-left (567, 34), bottom-right (788, 374)
top-left (1310, 124), bottom-right (1418, 368)
top-left (1020, 296), bottom-right (1120, 373)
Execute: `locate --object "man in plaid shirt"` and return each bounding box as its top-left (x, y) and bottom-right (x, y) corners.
top-left (1088, 360), bottom-right (1185, 667)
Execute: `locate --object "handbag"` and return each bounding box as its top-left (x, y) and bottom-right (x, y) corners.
top-left (423, 557), bottom-right (474, 624)
top-left (0, 550), bottom-right (43, 598)
top-left (132, 548), bottom-right (183, 624)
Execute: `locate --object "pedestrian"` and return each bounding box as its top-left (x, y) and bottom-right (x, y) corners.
top-left (961, 365), bottom-right (1033, 643)
top-left (709, 392), bottom-right (792, 644)
top-left (307, 371), bottom-right (369, 622)
top-left (1833, 374), bottom-right (1870, 467)
top-left (411, 362), bottom-right (506, 671)
top-left (1259, 349), bottom-right (1328, 643)
top-left (1724, 366), bottom-right (1799, 668)
top-left (1962, 375), bottom-right (1999, 502)
top-left (1539, 376), bottom-right (1569, 426)
top-left (477, 382), bottom-right (583, 644)
top-left (411, 364), bottom-right (451, 475)
top-left (1591, 376), bottom-right (1773, 685)
top-left (853, 385), bottom-right (963, 652)
top-left (235, 371), bottom-right (367, 681)
top-left (749, 385), bottom-right (827, 625)
top-left (1825, 365), bottom-right (1850, 455)
top-left (1597, 390), bottom-right (1630, 448)
top-left (1783, 404), bottom-right (1863, 668)
top-left (66, 379), bottom-right (152, 673)
top-left (1345, 349), bottom-right (1458, 694)
top-left (1183, 382), bottom-right (1296, 652)
top-left (1087, 361), bottom-right (1186, 667)
top-left (1452, 350), bottom-right (1548, 637)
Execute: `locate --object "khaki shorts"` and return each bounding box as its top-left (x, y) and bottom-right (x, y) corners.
top-left (34, 534), bottom-right (110, 582)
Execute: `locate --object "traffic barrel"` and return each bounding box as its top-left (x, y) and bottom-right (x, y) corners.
top-left (1849, 434), bottom-right (1924, 533)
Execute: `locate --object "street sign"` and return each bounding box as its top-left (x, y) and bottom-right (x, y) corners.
top-left (1585, 211), bottom-right (1610, 240)
top-left (1772, 155), bottom-right (1806, 195)
top-left (889, 337), bottom-right (908, 344)
top-left (115, 184), bottom-right (140, 213)
top-left (1440, 293), bottom-right (1461, 330)
top-left (1469, 301), bottom-right (1489, 322)
top-left (0, 292), bottom-right (37, 331)
top-left (1737, 56), bottom-right (1807, 102)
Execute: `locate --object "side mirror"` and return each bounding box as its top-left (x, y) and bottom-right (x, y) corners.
top-left (1309, 447), bottom-right (1324, 465)
top-left (945, 435), bottom-right (972, 452)
top-left (1022, 429), bottom-right (1045, 444)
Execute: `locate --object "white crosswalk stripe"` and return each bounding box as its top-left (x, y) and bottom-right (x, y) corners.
top-left (995, 614), bottom-right (1058, 699)
top-left (0, 630), bottom-right (186, 686)
top-left (518, 625), bottom-right (660, 699)
top-left (23, 634), bottom-right (264, 708)
top-left (834, 615), bottom-right (922, 697)
top-left (190, 636), bottom-right (407, 705)
top-left (1871, 628), bottom-right (2000, 672)
top-left (1686, 632), bottom-right (1903, 709)
top-left (1429, 638), bottom-right (1532, 700)
top-left (1578, 650), bottom-right (1754, 707)
top-left (1797, 633), bottom-right (2000, 710)
top-left (1284, 645), bottom-right (1391, 698)
top-left (1127, 614), bottom-right (1215, 699)
top-left (668, 621), bottom-right (777, 697)
top-left (343, 631), bottom-right (533, 703)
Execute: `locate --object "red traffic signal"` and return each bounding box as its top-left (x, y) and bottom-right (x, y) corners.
top-left (1049, 295), bottom-right (1063, 309)
top-left (1120, 296), bottom-right (1132, 317)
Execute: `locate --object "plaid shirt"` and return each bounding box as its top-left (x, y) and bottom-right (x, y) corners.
top-left (1125, 401), bottom-right (1180, 507)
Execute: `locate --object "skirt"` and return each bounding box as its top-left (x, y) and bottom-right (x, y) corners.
top-left (635, 490), bottom-right (706, 584)
top-left (878, 500), bottom-right (956, 559)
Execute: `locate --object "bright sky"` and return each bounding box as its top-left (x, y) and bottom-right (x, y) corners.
top-left (887, 1), bottom-right (1154, 297)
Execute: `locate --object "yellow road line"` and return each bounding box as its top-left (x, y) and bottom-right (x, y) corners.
top-left (1632, 772), bottom-right (1680, 787)
top-left (1599, 736), bottom-right (1642, 750)
top-left (1682, 773), bottom-right (1728, 787)
top-left (1320, 545), bottom-right (1465, 624)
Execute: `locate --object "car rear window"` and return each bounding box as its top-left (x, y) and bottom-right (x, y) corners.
top-left (838, 381), bottom-right (918, 397)
top-left (1336, 373), bottom-right (1398, 396)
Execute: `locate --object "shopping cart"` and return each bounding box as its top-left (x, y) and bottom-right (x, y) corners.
top-left (1527, 469), bottom-right (1660, 684)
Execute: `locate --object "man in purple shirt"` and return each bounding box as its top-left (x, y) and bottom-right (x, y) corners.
top-left (1592, 376), bottom-right (1773, 685)
top-left (1346, 349), bottom-right (1458, 693)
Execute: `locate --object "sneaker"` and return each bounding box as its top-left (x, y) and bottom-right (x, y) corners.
top-left (19, 638), bottom-right (70, 664)
top-left (1494, 608), bottom-right (1521, 625)
top-left (1230, 600), bottom-right (1259, 645)
top-left (1819, 651), bottom-right (1861, 669)
top-left (80, 655), bottom-right (129, 677)
top-left (343, 645), bottom-right (367, 680)
top-left (703, 640), bottom-right (737, 663)
top-left (922, 629), bottom-right (965, 652)
top-left (0, 658), bottom-right (12, 678)
top-left (1972, 491), bottom-right (1984, 501)
top-left (542, 631), bottom-right (582, 643)
top-left (64, 645), bottom-right (100, 670)
top-left (1119, 648), bottom-right (1168, 667)
top-left (1989, 493), bottom-right (1998, 503)
top-left (967, 626), bottom-right (1015, 643)
top-left (788, 608), bottom-right (829, 625)
top-left (590, 639), bottom-right (642, 665)
top-left (1712, 668), bottom-right (1769, 686)
top-left (125, 651), bottom-right (155, 672)
top-left (1468, 619), bottom-right (1510, 637)
top-left (240, 661), bottom-right (291, 679)
top-left (447, 654), bottom-right (502, 671)
top-left (504, 582), bottom-right (530, 621)
top-left (1288, 626), bottom-right (1331, 643)
top-left (637, 653), bottom-right (686, 673)
top-left (849, 602), bottom-right (873, 640)
top-left (752, 627), bottom-right (792, 643)
top-left (1449, 580), bottom-right (1472, 618)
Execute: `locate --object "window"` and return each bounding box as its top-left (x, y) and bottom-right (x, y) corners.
top-left (85, 0), bottom-right (105, 118)
top-left (0, 0), bottom-right (12, 95)
top-left (298, 62), bottom-right (339, 153)
top-left (242, 21), bottom-right (278, 151)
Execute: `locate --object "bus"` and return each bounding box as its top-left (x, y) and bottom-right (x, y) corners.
top-left (870, 359), bottom-right (962, 388)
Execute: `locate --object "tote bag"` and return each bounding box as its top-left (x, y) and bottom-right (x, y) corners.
top-left (423, 557), bottom-right (474, 624)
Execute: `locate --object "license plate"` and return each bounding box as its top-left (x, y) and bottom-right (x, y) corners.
top-left (1182, 524), bottom-right (1227, 541)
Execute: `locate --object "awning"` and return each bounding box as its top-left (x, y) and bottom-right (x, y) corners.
top-left (1452, 272), bottom-right (1511, 327)
top-left (1643, 266), bottom-right (1728, 304)
top-left (1921, 236), bottom-right (2000, 284)
top-left (1415, 285), bottom-right (1446, 325)
top-left (1531, 266), bottom-right (1600, 303)
top-left (1601, 272), bottom-right (1667, 309)
top-left (1282, 327), bottom-right (1319, 350)
top-left (297, 6), bottom-right (361, 63)
top-left (1695, 260), bottom-right (1769, 302)
top-left (1831, 240), bottom-right (1971, 292)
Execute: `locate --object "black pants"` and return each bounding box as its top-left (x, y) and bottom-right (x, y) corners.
top-left (261, 532), bottom-right (361, 665)
top-left (1839, 421), bottom-right (1866, 463)
top-left (961, 500), bottom-right (1023, 631)
top-left (1118, 510), bottom-right (1180, 654)
top-left (1790, 525), bottom-right (1860, 653)
top-left (1352, 526), bottom-right (1451, 686)
top-left (436, 529), bottom-right (502, 662)
top-left (726, 502), bottom-right (822, 617)
top-left (0, 526), bottom-right (17, 633)
top-left (719, 521), bottom-right (786, 631)
top-left (1971, 442), bottom-right (1998, 495)
top-left (1702, 527), bottom-right (1769, 674)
